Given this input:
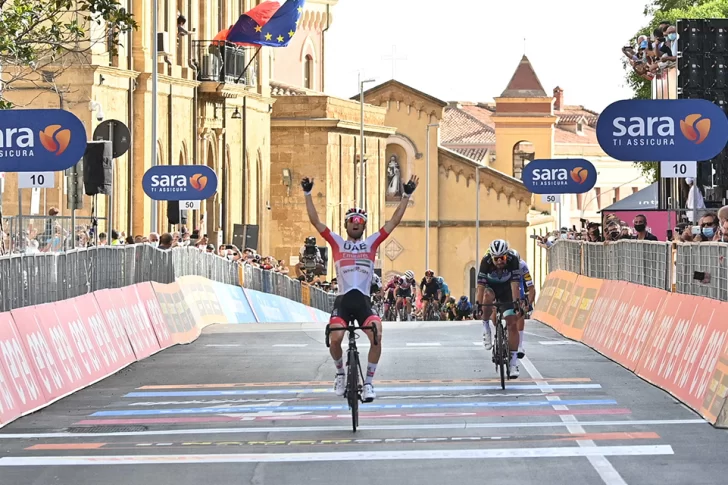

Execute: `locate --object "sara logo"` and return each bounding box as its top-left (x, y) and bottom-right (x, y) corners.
top-left (142, 165), bottom-right (218, 201)
top-left (522, 159), bottom-right (597, 195)
top-left (596, 99), bottom-right (728, 162)
top-left (0, 109), bottom-right (87, 172)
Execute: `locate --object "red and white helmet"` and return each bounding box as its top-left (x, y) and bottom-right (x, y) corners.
top-left (345, 207), bottom-right (367, 225)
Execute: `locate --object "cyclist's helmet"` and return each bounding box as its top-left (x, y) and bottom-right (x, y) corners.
top-left (345, 207), bottom-right (368, 224)
top-left (460, 295), bottom-right (468, 302)
top-left (436, 276), bottom-right (444, 284)
top-left (489, 239), bottom-right (509, 258)
top-left (404, 270), bottom-right (415, 280)
top-left (425, 269), bottom-right (435, 277)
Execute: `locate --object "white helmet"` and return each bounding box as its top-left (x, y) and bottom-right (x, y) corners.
top-left (404, 270), bottom-right (415, 280)
top-left (372, 274), bottom-right (381, 286)
top-left (489, 239), bottom-right (509, 257)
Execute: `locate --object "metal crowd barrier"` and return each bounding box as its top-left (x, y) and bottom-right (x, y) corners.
top-left (0, 243), bottom-right (336, 314)
top-left (544, 239), bottom-right (728, 301)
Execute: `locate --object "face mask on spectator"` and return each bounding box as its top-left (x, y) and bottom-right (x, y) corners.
top-left (702, 227), bottom-right (715, 238)
top-left (634, 223), bottom-right (646, 233)
top-left (668, 33), bottom-right (677, 41)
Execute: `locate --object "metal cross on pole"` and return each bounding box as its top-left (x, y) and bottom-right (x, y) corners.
top-left (381, 45), bottom-right (407, 80)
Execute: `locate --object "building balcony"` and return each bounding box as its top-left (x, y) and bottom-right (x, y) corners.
top-left (191, 40), bottom-right (257, 86)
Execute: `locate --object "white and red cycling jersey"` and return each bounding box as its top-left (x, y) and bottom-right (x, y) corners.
top-left (319, 226), bottom-right (389, 297)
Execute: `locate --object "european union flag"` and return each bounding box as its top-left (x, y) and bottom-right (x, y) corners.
top-left (227, 0), bottom-right (305, 48)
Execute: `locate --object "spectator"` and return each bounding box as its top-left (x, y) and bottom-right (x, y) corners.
top-left (148, 232), bottom-right (160, 247)
top-left (158, 233), bottom-right (174, 250)
top-left (295, 236), bottom-right (325, 278)
top-left (205, 243), bottom-right (215, 253)
top-left (125, 235), bottom-right (135, 245)
top-left (720, 218), bottom-right (728, 243)
top-left (98, 232), bottom-right (108, 246)
top-left (682, 212), bottom-right (719, 242)
top-left (110, 230), bottom-right (121, 245)
top-left (632, 214), bottom-right (658, 241)
top-left (586, 222), bottom-right (603, 242)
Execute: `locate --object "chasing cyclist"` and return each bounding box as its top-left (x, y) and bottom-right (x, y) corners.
top-left (383, 275), bottom-right (398, 320)
top-left (395, 270), bottom-right (416, 321)
top-left (419, 269), bottom-right (442, 320)
top-left (509, 249), bottom-right (535, 358)
top-left (303, 175), bottom-right (419, 401)
top-left (476, 239), bottom-right (522, 378)
top-left (437, 277), bottom-right (450, 319)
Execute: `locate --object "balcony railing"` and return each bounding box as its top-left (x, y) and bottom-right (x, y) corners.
top-left (191, 40), bottom-right (257, 86)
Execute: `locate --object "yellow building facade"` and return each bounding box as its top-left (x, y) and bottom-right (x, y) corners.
top-left (1, 0), bottom-right (340, 257)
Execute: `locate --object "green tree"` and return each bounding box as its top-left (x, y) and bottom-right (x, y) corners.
top-left (0, 0), bottom-right (137, 109)
top-left (625, 0), bottom-right (728, 181)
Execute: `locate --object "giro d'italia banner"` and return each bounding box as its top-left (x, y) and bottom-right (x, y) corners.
top-left (596, 99), bottom-right (728, 162)
top-left (142, 165), bottom-right (218, 201)
top-left (522, 158), bottom-right (597, 194)
top-left (0, 109), bottom-right (88, 172)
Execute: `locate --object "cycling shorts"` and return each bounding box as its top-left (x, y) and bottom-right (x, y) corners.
top-left (385, 289), bottom-right (396, 303)
top-left (422, 293), bottom-right (437, 302)
top-left (396, 287), bottom-right (412, 299)
top-left (329, 289), bottom-right (380, 328)
top-left (482, 282), bottom-right (516, 317)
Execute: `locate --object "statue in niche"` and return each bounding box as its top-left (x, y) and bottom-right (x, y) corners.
top-left (386, 154), bottom-right (404, 198)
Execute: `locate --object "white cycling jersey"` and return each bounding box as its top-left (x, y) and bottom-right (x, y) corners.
top-left (319, 226), bottom-right (389, 296)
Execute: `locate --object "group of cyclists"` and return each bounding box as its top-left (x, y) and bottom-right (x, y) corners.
top-left (302, 175), bottom-right (536, 402)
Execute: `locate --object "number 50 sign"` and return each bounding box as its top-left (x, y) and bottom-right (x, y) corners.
top-left (541, 194), bottom-right (562, 204)
top-left (180, 200), bottom-right (200, 210)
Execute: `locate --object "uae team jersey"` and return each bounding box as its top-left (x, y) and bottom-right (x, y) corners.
top-left (319, 226), bottom-right (389, 296)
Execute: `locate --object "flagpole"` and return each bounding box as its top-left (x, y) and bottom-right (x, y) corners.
top-left (235, 46), bottom-right (262, 84)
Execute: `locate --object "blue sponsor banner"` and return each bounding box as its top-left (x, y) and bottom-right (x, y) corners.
top-left (0, 109), bottom-right (87, 172)
top-left (243, 288), bottom-right (294, 323)
top-left (285, 299), bottom-right (316, 323)
top-left (142, 165), bottom-right (218, 201)
top-left (596, 99), bottom-right (728, 162)
top-left (210, 282), bottom-right (256, 323)
top-left (522, 159), bottom-right (597, 194)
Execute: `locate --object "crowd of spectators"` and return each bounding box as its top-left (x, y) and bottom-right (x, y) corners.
top-left (623, 21), bottom-right (678, 81)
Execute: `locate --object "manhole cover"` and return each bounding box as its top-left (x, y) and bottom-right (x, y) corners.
top-left (66, 425), bottom-right (147, 433)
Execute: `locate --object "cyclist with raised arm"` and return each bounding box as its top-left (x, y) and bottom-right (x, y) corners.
top-left (509, 249), bottom-right (535, 358)
top-left (476, 239), bottom-right (522, 377)
top-left (302, 175), bottom-right (419, 401)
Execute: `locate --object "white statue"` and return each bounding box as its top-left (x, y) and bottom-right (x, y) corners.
top-left (386, 155), bottom-right (404, 198)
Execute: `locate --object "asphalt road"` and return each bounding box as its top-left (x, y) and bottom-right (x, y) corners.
top-left (0, 319), bottom-right (725, 485)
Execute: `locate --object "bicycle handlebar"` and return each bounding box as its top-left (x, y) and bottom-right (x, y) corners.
top-left (325, 323), bottom-right (379, 347)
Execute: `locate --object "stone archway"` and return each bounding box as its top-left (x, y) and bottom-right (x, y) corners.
top-left (385, 134), bottom-right (418, 203)
top-left (512, 140), bottom-right (535, 180)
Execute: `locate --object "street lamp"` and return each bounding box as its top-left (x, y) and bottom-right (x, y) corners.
top-left (425, 122), bottom-right (439, 270)
top-left (358, 74), bottom-right (375, 211)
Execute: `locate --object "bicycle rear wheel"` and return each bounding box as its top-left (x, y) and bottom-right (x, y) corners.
top-left (347, 347), bottom-right (359, 432)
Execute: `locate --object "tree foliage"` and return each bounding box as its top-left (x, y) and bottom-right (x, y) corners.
top-left (0, 0), bottom-right (137, 109)
top-left (625, 0), bottom-right (728, 182)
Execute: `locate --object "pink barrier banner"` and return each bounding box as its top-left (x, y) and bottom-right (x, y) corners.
top-left (0, 312), bottom-right (45, 424)
top-left (73, 294), bottom-right (129, 375)
top-left (10, 305), bottom-right (70, 403)
top-left (51, 299), bottom-right (107, 387)
top-left (134, 283), bottom-right (173, 349)
top-left (92, 290), bottom-right (137, 366)
top-left (114, 288), bottom-right (160, 360)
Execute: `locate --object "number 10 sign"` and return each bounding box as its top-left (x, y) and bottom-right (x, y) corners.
top-left (660, 161), bottom-right (696, 179)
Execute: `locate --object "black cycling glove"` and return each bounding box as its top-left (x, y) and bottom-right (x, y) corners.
top-left (403, 179), bottom-right (417, 196)
top-left (301, 177), bottom-right (314, 194)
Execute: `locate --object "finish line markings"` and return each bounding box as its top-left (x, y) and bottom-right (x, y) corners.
top-left (0, 446), bottom-right (675, 465)
top-left (0, 418), bottom-right (705, 440)
top-left (25, 432), bottom-right (662, 451)
top-left (136, 378), bottom-right (593, 389)
top-left (74, 408), bottom-right (633, 426)
top-left (406, 342), bottom-right (441, 347)
top-left (123, 383), bottom-right (602, 398)
top-left (90, 399), bottom-right (618, 416)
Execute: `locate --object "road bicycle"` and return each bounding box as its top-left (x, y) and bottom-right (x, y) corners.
top-left (422, 297), bottom-right (440, 321)
top-left (480, 301), bottom-right (521, 390)
top-left (325, 318), bottom-right (379, 432)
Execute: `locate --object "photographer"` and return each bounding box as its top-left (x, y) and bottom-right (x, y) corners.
top-left (295, 236), bottom-right (325, 280)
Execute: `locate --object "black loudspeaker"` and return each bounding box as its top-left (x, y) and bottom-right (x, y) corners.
top-left (82, 141), bottom-right (113, 196)
top-left (166, 202), bottom-right (188, 226)
top-left (167, 201), bottom-right (180, 225)
top-left (242, 224), bottom-right (259, 251)
top-left (232, 224), bottom-right (245, 249)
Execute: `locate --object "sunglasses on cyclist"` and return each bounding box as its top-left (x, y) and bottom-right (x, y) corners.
top-left (494, 255), bottom-right (508, 262)
top-left (348, 216), bottom-right (366, 225)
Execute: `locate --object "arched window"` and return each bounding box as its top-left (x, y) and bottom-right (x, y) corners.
top-left (304, 54), bottom-right (313, 89)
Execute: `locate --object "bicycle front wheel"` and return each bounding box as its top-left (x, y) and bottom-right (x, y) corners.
top-left (347, 347), bottom-right (359, 432)
top-left (495, 321), bottom-right (506, 390)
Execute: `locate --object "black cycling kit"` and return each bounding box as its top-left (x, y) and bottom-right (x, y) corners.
top-left (420, 278), bottom-right (441, 300)
top-left (477, 252), bottom-right (521, 303)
